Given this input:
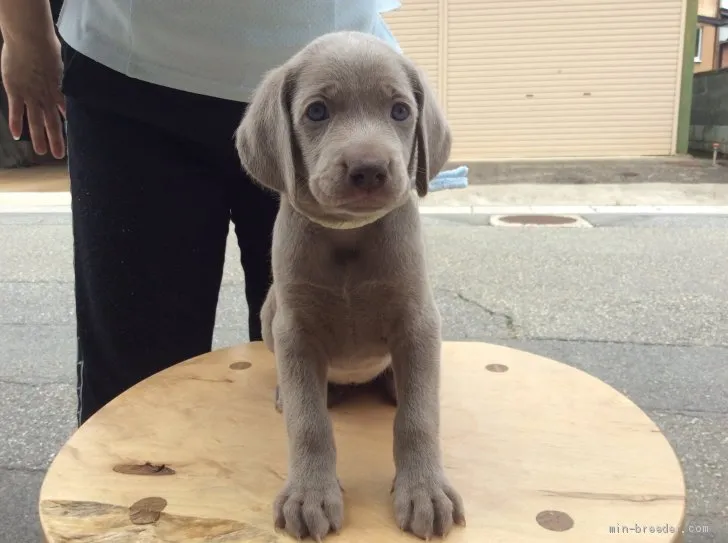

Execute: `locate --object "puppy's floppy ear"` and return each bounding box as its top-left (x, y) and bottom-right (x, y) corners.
top-left (235, 63), bottom-right (298, 194)
top-left (408, 65), bottom-right (452, 198)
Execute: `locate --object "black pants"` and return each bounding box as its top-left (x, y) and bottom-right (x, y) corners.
top-left (61, 45), bottom-right (278, 425)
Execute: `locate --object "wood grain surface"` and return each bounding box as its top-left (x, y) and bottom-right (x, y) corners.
top-left (39, 341), bottom-right (686, 542)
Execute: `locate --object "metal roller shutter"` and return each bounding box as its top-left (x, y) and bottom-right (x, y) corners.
top-left (383, 0), bottom-right (442, 98)
top-left (387, 0), bottom-right (686, 161)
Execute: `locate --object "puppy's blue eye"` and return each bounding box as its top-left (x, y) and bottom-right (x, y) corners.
top-left (391, 102), bottom-right (410, 121)
top-left (306, 101), bottom-right (329, 122)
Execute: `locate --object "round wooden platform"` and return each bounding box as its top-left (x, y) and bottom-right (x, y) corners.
top-left (39, 341), bottom-right (686, 542)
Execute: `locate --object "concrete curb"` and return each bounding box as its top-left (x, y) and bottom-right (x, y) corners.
top-left (418, 205), bottom-right (728, 215)
top-left (3, 191), bottom-right (728, 215)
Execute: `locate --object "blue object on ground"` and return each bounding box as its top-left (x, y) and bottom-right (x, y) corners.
top-left (428, 165), bottom-right (469, 192)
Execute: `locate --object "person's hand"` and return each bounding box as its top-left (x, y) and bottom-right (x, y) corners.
top-left (1, 33), bottom-right (66, 158)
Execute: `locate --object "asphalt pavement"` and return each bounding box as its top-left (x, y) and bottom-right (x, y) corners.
top-left (1, 211), bottom-right (726, 542)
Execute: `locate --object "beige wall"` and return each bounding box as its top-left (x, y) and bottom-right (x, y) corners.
top-left (386, 0), bottom-right (685, 159)
top-left (695, 24), bottom-right (717, 72)
top-left (698, 0), bottom-right (718, 16)
top-left (722, 43), bottom-right (728, 69)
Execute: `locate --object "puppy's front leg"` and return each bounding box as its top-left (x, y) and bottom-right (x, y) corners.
top-left (274, 327), bottom-right (343, 540)
top-left (390, 314), bottom-right (466, 539)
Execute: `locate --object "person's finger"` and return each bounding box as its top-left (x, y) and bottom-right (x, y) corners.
top-left (54, 88), bottom-right (67, 118)
top-left (26, 102), bottom-right (49, 155)
top-left (6, 93), bottom-right (25, 140)
top-left (43, 105), bottom-right (65, 159)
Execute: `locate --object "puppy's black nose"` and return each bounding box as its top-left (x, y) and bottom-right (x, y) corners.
top-left (348, 161), bottom-right (388, 192)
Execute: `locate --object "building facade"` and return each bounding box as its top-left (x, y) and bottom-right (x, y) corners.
top-left (695, 0), bottom-right (728, 72)
top-left (384, 0), bottom-right (695, 161)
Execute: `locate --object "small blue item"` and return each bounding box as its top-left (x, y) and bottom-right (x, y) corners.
top-left (428, 165), bottom-right (469, 192)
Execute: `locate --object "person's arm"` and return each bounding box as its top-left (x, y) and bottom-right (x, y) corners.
top-left (0, 0), bottom-right (66, 158)
top-left (0, 0), bottom-right (56, 46)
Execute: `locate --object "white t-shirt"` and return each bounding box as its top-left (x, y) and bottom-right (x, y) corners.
top-left (57, 0), bottom-right (402, 102)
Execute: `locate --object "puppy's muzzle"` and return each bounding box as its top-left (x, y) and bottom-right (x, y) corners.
top-left (348, 159), bottom-right (389, 193)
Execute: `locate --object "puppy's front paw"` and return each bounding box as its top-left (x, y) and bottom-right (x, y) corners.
top-left (274, 476), bottom-right (344, 540)
top-left (392, 472), bottom-right (465, 539)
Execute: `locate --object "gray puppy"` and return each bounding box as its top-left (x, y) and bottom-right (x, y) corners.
top-left (235, 30), bottom-right (465, 541)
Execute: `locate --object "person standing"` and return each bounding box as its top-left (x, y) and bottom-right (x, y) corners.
top-left (0, 0), bottom-right (402, 424)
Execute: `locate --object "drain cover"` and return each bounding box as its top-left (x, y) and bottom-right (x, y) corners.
top-left (490, 214), bottom-right (592, 228)
top-left (498, 214), bottom-right (576, 225)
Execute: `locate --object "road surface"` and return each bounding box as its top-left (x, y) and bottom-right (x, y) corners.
top-left (1, 211), bottom-right (726, 542)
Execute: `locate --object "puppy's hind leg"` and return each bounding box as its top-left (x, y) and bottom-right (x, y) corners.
top-left (275, 385), bottom-right (284, 413)
top-left (372, 366), bottom-right (398, 406)
top-left (260, 287), bottom-right (276, 353)
top-left (325, 368), bottom-right (398, 409)
top-left (382, 366), bottom-right (398, 406)
top-left (327, 383), bottom-right (355, 408)
top-left (261, 289), bottom-right (286, 413)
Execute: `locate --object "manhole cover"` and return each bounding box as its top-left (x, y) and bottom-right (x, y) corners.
top-left (490, 214), bottom-right (592, 228)
top-left (498, 215), bottom-right (577, 225)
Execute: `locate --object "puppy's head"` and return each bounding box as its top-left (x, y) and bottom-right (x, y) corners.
top-left (235, 31), bottom-right (451, 228)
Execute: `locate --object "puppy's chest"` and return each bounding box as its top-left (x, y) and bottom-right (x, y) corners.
top-left (305, 278), bottom-right (400, 338)
top-left (306, 277), bottom-right (397, 385)
top-left (286, 246), bottom-right (407, 384)
top-left (295, 248), bottom-right (402, 341)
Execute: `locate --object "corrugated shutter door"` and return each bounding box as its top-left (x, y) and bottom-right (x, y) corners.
top-left (383, 0), bottom-right (441, 98)
top-left (446, 0), bottom-right (685, 159)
